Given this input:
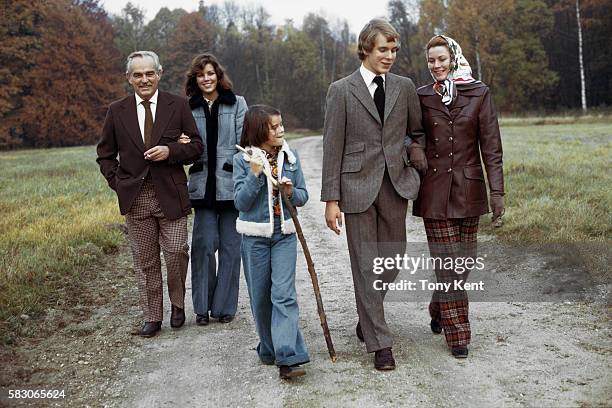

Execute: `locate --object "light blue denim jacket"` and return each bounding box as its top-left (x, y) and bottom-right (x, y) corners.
top-left (233, 141), bottom-right (308, 238)
top-left (187, 95), bottom-right (247, 201)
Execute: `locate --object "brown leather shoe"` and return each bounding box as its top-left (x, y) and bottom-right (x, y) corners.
top-left (139, 321), bottom-right (161, 337)
top-left (356, 322), bottom-right (364, 342)
top-left (279, 365), bottom-right (306, 379)
top-left (170, 305), bottom-right (185, 328)
top-left (374, 347), bottom-right (396, 371)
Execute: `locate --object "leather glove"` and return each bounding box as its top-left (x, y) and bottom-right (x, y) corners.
top-left (490, 193), bottom-right (505, 227)
top-left (408, 144), bottom-right (427, 173)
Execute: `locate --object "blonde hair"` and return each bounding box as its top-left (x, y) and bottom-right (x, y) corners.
top-left (357, 18), bottom-right (400, 60)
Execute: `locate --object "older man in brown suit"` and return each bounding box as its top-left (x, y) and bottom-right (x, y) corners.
top-left (321, 19), bottom-right (426, 370)
top-left (97, 51), bottom-right (204, 337)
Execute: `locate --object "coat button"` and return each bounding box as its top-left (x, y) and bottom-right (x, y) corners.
top-left (449, 137), bottom-right (453, 141)
top-left (434, 138), bottom-right (439, 143)
top-left (434, 122), bottom-right (438, 126)
top-left (433, 168), bottom-right (437, 172)
top-left (449, 121), bottom-right (453, 125)
top-left (447, 168), bottom-right (452, 173)
top-left (449, 152), bottom-right (453, 157)
top-left (434, 153), bottom-right (439, 158)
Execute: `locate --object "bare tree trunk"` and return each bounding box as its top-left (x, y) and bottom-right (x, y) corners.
top-left (320, 25), bottom-right (327, 117)
top-left (319, 25), bottom-right (326, 81)
top-left (255, 63), bottom-right (263, 101)
top-left (475, 50), bottom-right (482, 81)
top-left (475, 39), bottom-right (482, 82)
top-left (331, 40), bottom-right (337, 84)
top-left (576, 0), bottom-right (587, 113)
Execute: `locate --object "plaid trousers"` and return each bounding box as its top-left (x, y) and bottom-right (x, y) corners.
top-left (125, 180), bottom-right (189, 322)
top-left (423, 217), bottom-right (479, 347)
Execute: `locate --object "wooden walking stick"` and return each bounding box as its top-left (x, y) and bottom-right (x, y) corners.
top-left (236, 145), bottom-right (337, 362)
top-left (278, 186), bottom-right (337, 362)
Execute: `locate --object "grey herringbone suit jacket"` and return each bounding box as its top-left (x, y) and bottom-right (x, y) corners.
top-left (321, 69), bottom-right (425, 213)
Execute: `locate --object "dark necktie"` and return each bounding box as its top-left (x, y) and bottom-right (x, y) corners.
top-left (141, 100), bottom-right (153, 148)
top-left (373, 75), bottom-right (385, 125)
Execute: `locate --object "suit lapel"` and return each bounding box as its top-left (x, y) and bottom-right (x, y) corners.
top-left (383, 74), bottom-right (400, 124)
top-left (118, 95), bottom-right (145, 152)
top-left (151, 91), bottom-right (175, 146)
top-left (348, 70), bottom-right (381, 126)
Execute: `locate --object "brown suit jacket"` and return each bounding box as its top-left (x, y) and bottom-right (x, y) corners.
top-left (413, 82), bottom-right (504, 219)
top-left (96, 91), bottom-right (204, 220)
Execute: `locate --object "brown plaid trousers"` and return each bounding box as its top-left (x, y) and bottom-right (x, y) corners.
top-left (423, 217), bottom-right (479, 347)
top-left (125, 179), bottom-right (189, 322)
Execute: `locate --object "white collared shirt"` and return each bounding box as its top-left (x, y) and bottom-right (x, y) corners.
top-left (360, 64), bottom-right (385, 98)
top-left (135, 90), bottom-right (159, 142)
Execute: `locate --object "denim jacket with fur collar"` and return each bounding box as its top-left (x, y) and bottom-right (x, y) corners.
top-left (233, 141), bottom-right (308, 238)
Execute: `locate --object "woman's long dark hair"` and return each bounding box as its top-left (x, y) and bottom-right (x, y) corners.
top-left (239, 105), bottom-right (281, 148)
top-left (184, 53), bottom-right (233, 98)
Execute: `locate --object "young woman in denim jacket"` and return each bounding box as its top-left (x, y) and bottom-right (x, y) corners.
top-left (233, 105), bottom-right (310, 379)
top-left (182, 54), bottom-right (247, 326)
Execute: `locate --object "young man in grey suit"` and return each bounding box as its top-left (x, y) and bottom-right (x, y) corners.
top-left (321, 18), bottom-right (427, 370)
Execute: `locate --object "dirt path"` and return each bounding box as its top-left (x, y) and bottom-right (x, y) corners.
top-left (4, 136), bottom-right (609, 407)
top-left (106, 136), bottom-right (610, 407)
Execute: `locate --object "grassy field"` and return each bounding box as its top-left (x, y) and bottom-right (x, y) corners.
top-left (483, 122), bottom-right (611, 243)
top-left (498, 112), bottom-right (612, 127)
top-left (0, 123), bottom-right (610, 341)
top-left (0, 147), bottom-right (124, 341)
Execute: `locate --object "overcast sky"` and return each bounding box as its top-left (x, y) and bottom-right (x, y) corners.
top-left (100, 0), bottom-right (392, 34)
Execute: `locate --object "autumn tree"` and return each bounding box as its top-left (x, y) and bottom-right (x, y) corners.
top-left (580, 0), bottom-right (611, 108)
top-left (494, 0), bottom-right (557, 111)
top-left (388, 0), bottom-right (429, 84)
top-left (164, 11), bottom-right (218, 95)
top-left (142, 7), bottom-right (187, 63)
top-left (446, 0), bottom-right (512, 84)
top-left (112, 2), bottom-right (146, 57)
top-left (270, 30), bottom-right (328, 128)
top-left (18, 0), bottom-right (122, 147)
top-left (0, 1), bottom-right (43, 148)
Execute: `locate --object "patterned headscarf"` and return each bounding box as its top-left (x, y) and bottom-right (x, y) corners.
top-left (428, 35), bottom-right (478, 105)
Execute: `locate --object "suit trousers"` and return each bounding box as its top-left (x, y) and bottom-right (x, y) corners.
top-left (344, 169), bottom-right (408, 352)
top-left (423, 217), bottom-right (479, 347)
top-left (125, 180), bottom-right (189, 322)
top-left (191, 207), bottom-right (241, 318)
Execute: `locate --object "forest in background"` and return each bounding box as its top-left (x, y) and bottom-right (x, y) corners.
top-left (1, 0), bottom-right (610, 149)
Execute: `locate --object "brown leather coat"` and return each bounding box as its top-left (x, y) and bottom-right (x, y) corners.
top-left (412, 82), bottom-right (504, 219)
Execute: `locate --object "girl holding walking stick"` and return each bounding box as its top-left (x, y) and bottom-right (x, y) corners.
top-left (233, 105), bottom-right (310, 379)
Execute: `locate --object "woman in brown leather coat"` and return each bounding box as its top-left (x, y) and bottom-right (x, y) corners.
top-left (409, 35), bottom-right (505, 358)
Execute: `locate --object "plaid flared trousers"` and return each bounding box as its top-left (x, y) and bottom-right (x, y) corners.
top-left (125, 179), bottom-right (189, 322)
top-left (423, 217), bottom-right (479, 347)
